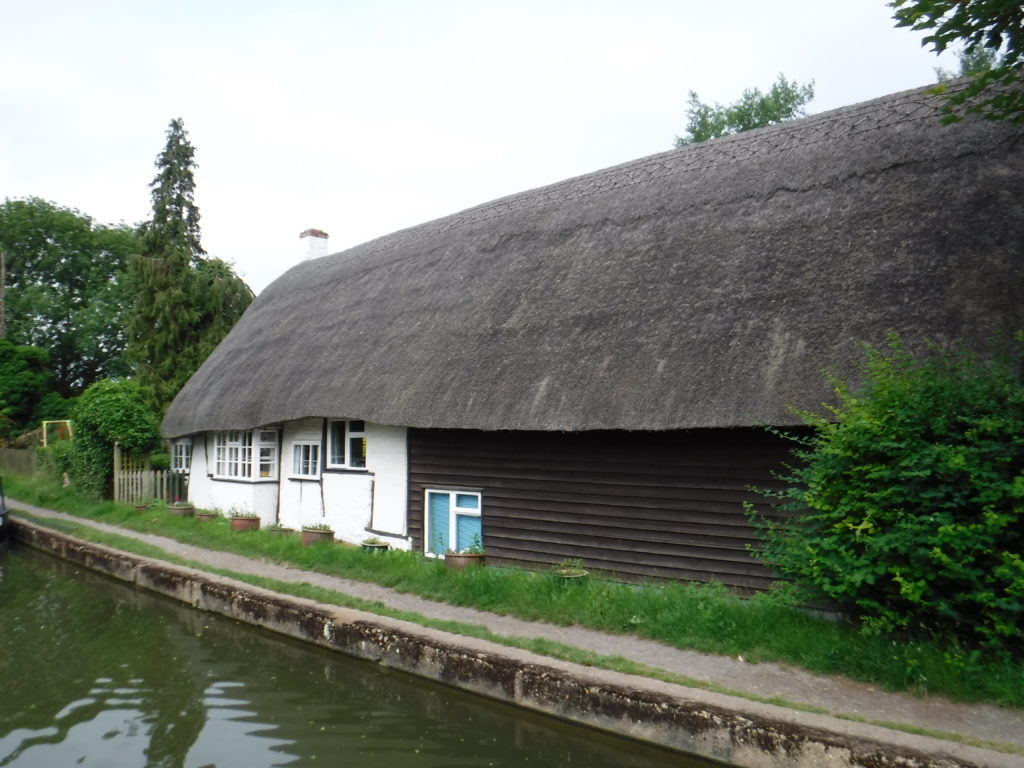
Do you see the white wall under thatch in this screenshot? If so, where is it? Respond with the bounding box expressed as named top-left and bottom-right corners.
top-left (184, 420), bottom-right (409, 547)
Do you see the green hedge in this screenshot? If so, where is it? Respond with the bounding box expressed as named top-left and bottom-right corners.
top-left (754, 334), bottom-right (1024, 657)
top-left (70, 379), bottom-right (162, 498)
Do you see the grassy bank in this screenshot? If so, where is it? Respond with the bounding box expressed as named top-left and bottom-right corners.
top-left (6, 473), bottom-right (1023, 708)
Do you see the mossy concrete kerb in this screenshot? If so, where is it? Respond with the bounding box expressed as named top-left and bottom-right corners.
top-left (11, 519), bottom-right (1016, 768)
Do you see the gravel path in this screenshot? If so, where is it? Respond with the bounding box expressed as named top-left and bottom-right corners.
top-left (11, 499), bottom-right (1024, 751)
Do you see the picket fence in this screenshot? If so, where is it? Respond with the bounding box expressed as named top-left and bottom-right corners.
top-left (114, 469), bottom-right (188, 505)
top-left (112, 443), bottom-right (188, 504)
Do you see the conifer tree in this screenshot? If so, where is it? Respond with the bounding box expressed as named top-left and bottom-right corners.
top-left (127, 118), bottom-right (252, 410)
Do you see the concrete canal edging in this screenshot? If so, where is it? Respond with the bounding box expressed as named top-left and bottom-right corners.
top-left (12, 519), bottom-right (1019, 768)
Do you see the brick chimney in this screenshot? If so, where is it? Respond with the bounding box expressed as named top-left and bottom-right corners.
top-left (299, 228), bottom-right (329, 261)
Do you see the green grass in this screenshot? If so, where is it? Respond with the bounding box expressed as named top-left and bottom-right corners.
top-left (6, 472), bottom-right (1024, 710)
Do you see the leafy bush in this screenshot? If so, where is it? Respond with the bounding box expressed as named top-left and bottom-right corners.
top-left (70, 379), bottom-right (162, 498)
top-left (753, 334), bottom-right (1024, 657)
top-left (37, 440), bottom-right (75, 483)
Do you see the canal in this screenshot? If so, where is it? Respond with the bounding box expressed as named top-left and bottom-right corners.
top-left (0, 545), bottom-right (721, 767)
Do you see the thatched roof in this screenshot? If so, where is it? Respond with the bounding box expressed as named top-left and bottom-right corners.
top-left (163, 83), bottom-right (1024, 437)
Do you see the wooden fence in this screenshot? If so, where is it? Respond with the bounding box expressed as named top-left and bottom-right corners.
top-left (112, 443), bottom-right (188, 504)
top-left (114, 468), bottom-right (188, 504)
top-left (0, 447), bottom-right (37, 476)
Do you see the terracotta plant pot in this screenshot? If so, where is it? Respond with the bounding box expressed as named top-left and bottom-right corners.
top-left (230, 516), bottom-right (260, 532)
top-left (444, 552), bottom-right (485, 571)
top-left (301, 528), bottom-right (334, 547)
top-left (267, 526), bottom-right (294, 535)
top-left (134, 504), bottom-right (151, 513)
top-left (168, 503), bottom-right (195, 517)
top-left (361, 542), bottom-right (390, 553)
top-left (196, 511), bottom-right (218, 522)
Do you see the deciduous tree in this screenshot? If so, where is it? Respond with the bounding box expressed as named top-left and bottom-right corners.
top-left (0, 198), bottom-right (138, 395)
top-left (675, 74), bottom-right (815, 147)
top-left (891, 0), bottom-right (1024, 122)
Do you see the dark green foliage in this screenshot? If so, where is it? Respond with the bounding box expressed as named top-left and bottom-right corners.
top-left (70, 379), bottom-right (162, 498)
top-left (675, 74), bottom-right (815, 146)
top-left (191, 256), bottom-right (255, 365)
top-left (753, 334), bottom-right (1024, 657)
top-left (32, 391), bottom-right (74, 423)
top-left (0, 339), bottom-right (51, 438)
top-left (0, 198), bottom-right (139, 395)
top-left (126, 119), bottom-right (253, 410)
top-left (36, 439), bottom-right (75, 483)
top-left (142, 118), bottom-right (205, 261)
top-left (891, 0), bottom-right (1024, 122)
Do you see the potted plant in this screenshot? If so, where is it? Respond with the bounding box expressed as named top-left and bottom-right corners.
top-left (133, 500), bottom-right (153, 513)
top-left (444, 534), bottom-right (485, 571)
top-left (266, 522), bottom-right (294, 535)
top-left (196, 508), bottom-right (218, 522)
top-left (361, 536), bottom-right (390, 552)
top-left (555, 557), bottom-right (589, 581)
top-left (168, 498), bottom-right (195, 517)
top-left (301, 523), bottom-right (334, 547)
top-left (229, 511), bottom-right (261, 531)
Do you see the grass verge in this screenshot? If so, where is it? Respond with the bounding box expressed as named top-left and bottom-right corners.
top-left (6, 473), bottom-right (1024, 711)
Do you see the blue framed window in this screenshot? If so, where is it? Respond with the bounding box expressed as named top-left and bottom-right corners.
top-left (425, 490), bottom-right (481, 555)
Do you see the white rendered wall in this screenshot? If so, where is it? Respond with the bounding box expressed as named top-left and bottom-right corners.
top-left (186, 433), bottom-right (280, 524)
top-left (275, 418), bottom-right (409, 549)
top-left (278, 418), bottom-right (327, 530)
top-left (321, 472), bottom-right (374, 543)
top-left (365, 424), bottom-right (408, 543)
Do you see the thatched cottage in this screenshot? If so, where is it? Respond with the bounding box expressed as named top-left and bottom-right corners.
top-left (162, 83), bottom-right (1023, 590)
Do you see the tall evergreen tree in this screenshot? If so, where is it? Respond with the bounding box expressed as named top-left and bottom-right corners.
top-left (127, 118), bottom-right (252, 410)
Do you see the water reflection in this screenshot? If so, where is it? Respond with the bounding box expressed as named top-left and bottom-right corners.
top-left (0, 545), bottom-right (715, 767)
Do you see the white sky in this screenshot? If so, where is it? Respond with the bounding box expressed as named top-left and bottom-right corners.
top-left (1, 0), bottom-right (956, 294)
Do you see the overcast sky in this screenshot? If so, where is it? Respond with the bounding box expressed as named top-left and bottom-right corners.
top-left (2, 1), bottom-right (956, 294)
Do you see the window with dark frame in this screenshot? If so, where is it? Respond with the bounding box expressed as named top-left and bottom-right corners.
top-left (327, 420), bottom-right (366, 469)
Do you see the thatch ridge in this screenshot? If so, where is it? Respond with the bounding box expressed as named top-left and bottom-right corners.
top-left (163, 82), bottom-right (1024, 437)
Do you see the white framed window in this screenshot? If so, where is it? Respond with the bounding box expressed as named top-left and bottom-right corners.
top-left (326, 420), bottom-right (367, 469)
top-left (425, 489), bottom-right (482, 555)
top-left (291, 441), bottom-right (321, 478)
top-left (256, 430), bottom-right (278, 478)
top-left (171, 440), bottom-right (192, 473)
top-left (213, 429), bottom-right (278, 480)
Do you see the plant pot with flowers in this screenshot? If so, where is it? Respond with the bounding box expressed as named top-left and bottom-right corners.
top-left (301, 523), bottom-right (335, 547)
top-left (230, 512), bottom-right (261, 531)
top-left (196, 509), bottom-right (218, 522)
top-left (444, 534), bottom-right (485, 571)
